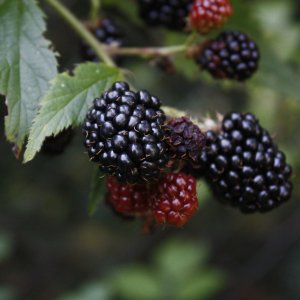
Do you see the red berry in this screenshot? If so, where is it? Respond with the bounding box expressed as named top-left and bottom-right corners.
top-left (152, 173), bottom-right (199, 227)
top-left (106, 176), bottom-right (150, 216)
top-left (189, 0), bottom-right (232, 34)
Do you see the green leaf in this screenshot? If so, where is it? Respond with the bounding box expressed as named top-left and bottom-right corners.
top-left (252, 48), bottom-right (300, 101)
top-left (0, 232), bottom-right (13, 263)
top-left (154, 239), bottom-right (209, 284)
top-left (112, 266), bottom-right (161, 300)
top-left (88, 167), bottom-right (105, 216)
top-left (0, 0), bottom-right (58, 153)
top-left (58, 282), bottom-right (111, 300)
top-left (24, 62), bottom-right (121, 162)
top-left (177, 270), bottom-right (225, 300)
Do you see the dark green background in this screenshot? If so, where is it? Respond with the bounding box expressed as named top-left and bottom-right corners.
top-left (1, 0), bottom-right (300, 299)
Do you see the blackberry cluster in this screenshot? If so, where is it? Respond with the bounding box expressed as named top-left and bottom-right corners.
top-left (152, 172), bottom-right (198, 226)
top-left (42, 128), bottom-right (74, 155)
top-left (138, 0), bottom-right (193, 31)
top-left (166, 117), bottom-right (206, 162)
top-left (83, 82), bottom-right (170, 184)
top-left (189, 0), bottom-right (232, 34)
top-left (81, 18), bottom-right (124, 62)
top-left (195, 31), bottom-right (260, 81)
top-left (197, 112), bottom-right (293, 213)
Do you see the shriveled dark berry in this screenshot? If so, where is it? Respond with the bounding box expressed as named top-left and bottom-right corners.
top-left (195, 112), bottom-right (293, 213)
top-left (195, 31), bottom-right (260, 81)
top-left (138, 0), bottom-right (193, 31)
top-left (165, 117), bottom-right (206, 162)
top-left (83, 82), bottom-right (170, 184)
top-left (81, 18), bottom-right (124, 62)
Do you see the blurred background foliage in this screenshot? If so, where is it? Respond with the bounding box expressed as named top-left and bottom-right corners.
top-left (1, 0), bottom-right (300, 299)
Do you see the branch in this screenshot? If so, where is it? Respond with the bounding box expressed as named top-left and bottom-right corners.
top-left (45, 0), bottom-right (115, 67)
top-left (162, 106), bottom-right (222, 132)
top-left (105, 45), bottom-right (187, 58)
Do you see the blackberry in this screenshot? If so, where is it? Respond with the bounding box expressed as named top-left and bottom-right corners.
top-left (195, 31), bottom-right (260, 81)
top-left (197, 112), bottom-right (293, 213)
top-left (106, 176), bottom-right (150, 216)
top-left (81, 18), bottom-right (124, 62)
top-left (151, 172), bottom-right (198, 226)
top-left (189, 0), bottom-right (232, 34)
top-left (83, 82), bottom-right (170, 184)
top-left (42, 128), bottom-right (74, 155)
top-left (138, 0), bottom-right (193, 31)
top-left (166, 117), bottom-right (206, 162)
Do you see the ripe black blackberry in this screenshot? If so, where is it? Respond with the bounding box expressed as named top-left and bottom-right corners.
top-left (196, 112), bottom-right (293, 213)
top-left (42, 128), bottom-right (74, 155)
top-left (195, 31), bottom-right (260, 81)
top-left (138, 0), bottom-right (193, 31)
top-left (83, 82), bottom-right (170, 184)
top-left (81, 18), bottom-right (124, 62)
top-left (165, 117), bottom-right (206, 162)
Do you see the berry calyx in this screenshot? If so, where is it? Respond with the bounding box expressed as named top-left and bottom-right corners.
top-left (83, 81), bottom-right (170, 184)
top-left (195, 31), bottom-right (260, 81)
top-left (106, 176), bottom-right (151, 216)
top-left (152, 172), bottom-right (199, 226)
top-left (166, 117), bottom-right (206, 162)
top-left (138, 0), bottom-right (193, 31)
top-left (189, 0), bottom-right (232, 34)
top-left (197, 112), bottom-right (293, 213)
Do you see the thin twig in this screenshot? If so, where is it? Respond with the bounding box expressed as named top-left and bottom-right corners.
top-left (45, 0), bottom-right (115, 67)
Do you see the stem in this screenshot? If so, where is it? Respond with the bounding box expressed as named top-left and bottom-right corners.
top-left (162, 106), bottom-right (222, 132)
top-left (89, 0), bottom-right (101, 23)
top-left (45, 0), bottom-right (115, 67)
top-left (106, 44), bottom-right (187, 58)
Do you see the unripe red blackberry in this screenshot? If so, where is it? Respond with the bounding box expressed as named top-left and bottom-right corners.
top-left (81, 18), bottom-right (124, 62)
top-left (83, 82), bottom-right (170, 184)
top-left (166, 117), bottom-right (206, 162)
top-left (152, 172), bottom-right (198, 226)
top-left (106, 176), bottom-right (150, 216)
top-left (197, 112), bottom-right (293, 213)
top-left (42, 128), bottom-right (74, 155)
top-left (189, 0), bottom-right (232, 34)
top-left (138, 0), bottom-right (193, 31)
top-left (195, 31), bottom-right (260, 81)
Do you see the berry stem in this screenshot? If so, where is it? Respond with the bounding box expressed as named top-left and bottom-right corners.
top-left (89, 0), bottom-right (101, 23)
top-left (45, 0), bottom-right (115, 67)
top-left (162, 106), bottom-right (221, 131)
top-left (105, 45), bottom-right (187, 58)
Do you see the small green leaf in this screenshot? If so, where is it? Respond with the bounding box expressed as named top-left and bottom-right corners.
top-left (24, 62), bottom-right (121, 162)
top-left (0, 0), bottom-right (58, 152)
top-left (154, 239), bottom-right (209, 283)
top-left (177, 270), bottom-right (225, 300)
top-left (88, 167), bottom-right (105, 216)
top-left (58, 282), bottom-right (111, 300)
top-left (112, 266), bottom-right (161, 300)
top-left (253, 48), bottom-right (300, 101)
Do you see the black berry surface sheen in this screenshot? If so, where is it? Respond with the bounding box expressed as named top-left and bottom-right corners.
top-left (197, 112), bottom-right (293, 213)
top-left (83, 82), bottom-right (170, 184)
top-left (81, 18), bottom-right (124, 62)
top-left (196, 31), bottom-right (260, 81)
top-left (138, 0), bottom-right (193, 30)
